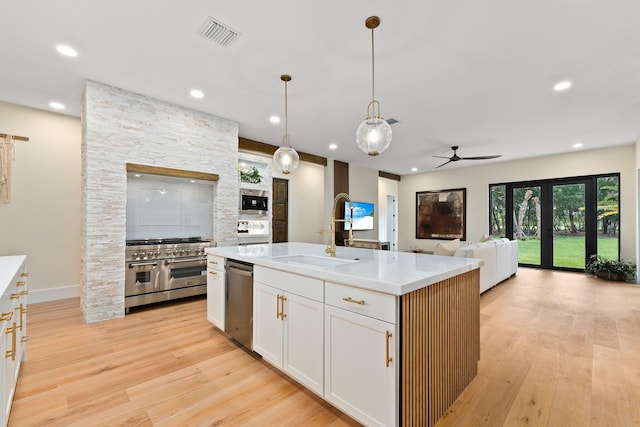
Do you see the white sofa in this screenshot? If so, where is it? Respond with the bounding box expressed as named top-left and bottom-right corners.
top-left (453, 238), bottom-right (518, 293)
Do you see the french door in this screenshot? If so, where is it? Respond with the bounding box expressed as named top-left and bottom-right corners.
top-left (505, 178), bottom-right (597, 271)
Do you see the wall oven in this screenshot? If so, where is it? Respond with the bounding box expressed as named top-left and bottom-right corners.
top-left (240, 189), bottom-right (268, 215)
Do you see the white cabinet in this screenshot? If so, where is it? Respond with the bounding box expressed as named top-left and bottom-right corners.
top-left (324, 282), bottom-right (397, 427)
top-left (206, 255), bottom-right (225, 330)
top-left (253, 267), bottom-right (324, 395)
top-left (1, 256), bottom-right (27, 427)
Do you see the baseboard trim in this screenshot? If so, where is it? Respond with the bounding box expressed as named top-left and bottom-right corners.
top-left (28, 285), bottom-right (80, 303)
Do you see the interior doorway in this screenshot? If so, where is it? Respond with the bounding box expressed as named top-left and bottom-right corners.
top-left (272, 178), bottom-right (288, 243)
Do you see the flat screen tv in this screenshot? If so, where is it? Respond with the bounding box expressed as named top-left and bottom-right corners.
top-left (344, 201), bottom-right (374, 230)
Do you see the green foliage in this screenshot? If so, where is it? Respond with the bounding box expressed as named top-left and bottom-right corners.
top-left (586, 255), bottom-right (636, 281)
top-left (239, 166), bottom-right (262, 184)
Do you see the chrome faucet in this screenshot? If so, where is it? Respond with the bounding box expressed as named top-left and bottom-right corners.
top-left (321, 193), bottom-right (354, 257)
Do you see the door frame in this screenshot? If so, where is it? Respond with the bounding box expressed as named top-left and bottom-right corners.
top-left (503, 174), bottom-right (616, 272)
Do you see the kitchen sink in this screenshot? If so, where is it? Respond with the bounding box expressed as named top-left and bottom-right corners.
top-left (272, 254), bottom-right (358, 267)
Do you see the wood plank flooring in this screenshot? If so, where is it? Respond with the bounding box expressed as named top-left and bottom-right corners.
top-left (9, 268), bottom-right (640, 426)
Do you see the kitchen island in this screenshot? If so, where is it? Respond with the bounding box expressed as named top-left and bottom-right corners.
top-left (206, 242), bottom-right (482, 427)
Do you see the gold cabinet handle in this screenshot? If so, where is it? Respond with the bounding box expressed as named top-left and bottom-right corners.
top-left (19, 290), bottom-right (29, 296)
top-left (281, 296), bottom-right (287, 319)
top-left (208, 271), bottom-right (217, 275)
top-left (342, 297), bottom-right (365, 305)
top-left (209, 260), bottom-right (218, 265)
top-left (17, 281), bottom-right (26, 287)
top-left (385, 330), bottom-right (393, 367)
top-left (276, 295), bottom-right (282, 319)
top-left (19, 304), bottom-right (27, 332)
top-left (1, 311), bottom-right (12, 322)
top-left (10, 293), bottom-right (20, 300)
top-left (21, 272), bottom-right (29, 277)
top-left (5, 323), bottom-right (16, 361)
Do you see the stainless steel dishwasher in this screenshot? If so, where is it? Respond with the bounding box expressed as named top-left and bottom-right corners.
top-left (225, 259), bottom-right (254, 350)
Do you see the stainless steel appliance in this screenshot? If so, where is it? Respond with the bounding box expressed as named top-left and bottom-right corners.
top-left (225, 259), bottom-right (254, 349)
top-left (237, 219), bottom-right (270, 245)
top-left (240, 189), bottom-right (268, 215)
top-left (125, 237), bottom-right (212, 311)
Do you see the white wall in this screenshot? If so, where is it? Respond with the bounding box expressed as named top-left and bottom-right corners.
top-left (399, 145), bottom-right (637, 261)
top-left (348, 164), bottom-right (379, 240)
top-left (0, 101), bottom-right (81, 302)
top-left (272, 160), bottom-right (326, 243)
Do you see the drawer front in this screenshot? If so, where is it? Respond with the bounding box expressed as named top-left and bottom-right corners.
top-left (207, 255), bottom-right (225, 271)
top-left (254, 266), bottom-right (323, 302)
top-left (325, 281), bottom-right (396, 324)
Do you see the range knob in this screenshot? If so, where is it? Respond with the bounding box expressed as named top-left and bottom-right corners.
top-left (133, 252), bottom-right (139, 259)
top-left (166, 249), bottom-right (172, 256)
top-left (186, 249), bottom-right (192, 255)
top-left (172, 250), bottom-right (178, 255)
top-left (140, 251), bottom-right (146, 258)
top-left (155, 250), bottom-right (161, 257)
top-left (179, 249), bottom-right (186, 255)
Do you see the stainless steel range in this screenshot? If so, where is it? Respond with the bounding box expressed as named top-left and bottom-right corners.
top-left (125, 237), bottom-right (212, 311)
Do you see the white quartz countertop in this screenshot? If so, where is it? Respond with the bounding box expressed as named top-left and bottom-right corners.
top-left (1, 255), bottom-right (27, 296)
top-left (207, 243), bottom-right (482, 295)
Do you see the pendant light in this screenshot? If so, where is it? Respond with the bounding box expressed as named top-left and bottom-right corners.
top-left (273, 74), bottom-right (300, 174)
top-left (356, 16), bottom-right (392, 156)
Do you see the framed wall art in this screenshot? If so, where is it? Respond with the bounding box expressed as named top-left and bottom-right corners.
top-left (416, 188), bottom-right (466, 240)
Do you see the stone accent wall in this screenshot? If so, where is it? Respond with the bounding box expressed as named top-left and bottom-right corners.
top-left (81, 80), bottom-right (239, 323)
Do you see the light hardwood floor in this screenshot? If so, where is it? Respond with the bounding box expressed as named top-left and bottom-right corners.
top-left (9, 268), bottom-right (640, 426)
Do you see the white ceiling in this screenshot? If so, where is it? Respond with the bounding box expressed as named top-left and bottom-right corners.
top-left (2, 1), bottom-right (639, 176)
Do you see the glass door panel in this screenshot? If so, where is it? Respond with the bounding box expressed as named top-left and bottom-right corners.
top-left (513, 186), bottom-right (541, 266)
top-left (552, 183), bottom-right (586, 269)
top-left (596, 176), bottom-right (619, 260)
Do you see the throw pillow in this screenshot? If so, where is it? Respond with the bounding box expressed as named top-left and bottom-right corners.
top-left (479, 234), bottom-right (493, 242)
top-left (435, 238), bottom-right (460, 256)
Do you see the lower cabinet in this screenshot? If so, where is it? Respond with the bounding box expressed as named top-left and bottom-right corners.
top-left (324, 288), bottom-right (397, 427)
top-left (206, 255), bottom-right (225, 330)
top-left (1, 256), bottom-right (27, 427)
top-left (253, 268), bottom-right (324, 396)
top-left (251, 265), bottom-right (398, 425)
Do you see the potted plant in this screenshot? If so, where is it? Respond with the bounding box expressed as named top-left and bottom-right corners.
top-left (586, 255), bottom-right (636, 282)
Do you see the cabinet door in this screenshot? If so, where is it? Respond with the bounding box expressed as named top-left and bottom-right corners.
top-left (206, 269), bottom-right (225, 330)
top-left (252, 282), bottom-right (283, 367)
top-left (283, 292), bottom-right (324, 396)
top-left (325, 305), bottom-right (397, 427)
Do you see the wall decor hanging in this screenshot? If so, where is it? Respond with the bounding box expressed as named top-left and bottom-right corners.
top-left (416, 188), bottom-right (466, 240)
top-left (0, 133), bottom-right (29, 203)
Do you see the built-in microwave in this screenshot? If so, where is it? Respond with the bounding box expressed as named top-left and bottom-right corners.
top-left (240, 189), bottom-right (269, 215)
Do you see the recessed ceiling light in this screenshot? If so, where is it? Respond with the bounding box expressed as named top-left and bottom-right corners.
top-left (56, 44), bottom-right (78, 58)
top-left (411, 167), bottom-right (418, 172)
top-left (49, 101), bottom-right (66, 110)
top-left (269, 116), bottom-right (280, 124)
top-left (190, 89), bottom-right (204, 99)
top-left (554, 81), bottom-right (572, 92)
top-left (572, 142), bottom-right (583, 149)
top-left (329, 143), bottom-right (338, 150)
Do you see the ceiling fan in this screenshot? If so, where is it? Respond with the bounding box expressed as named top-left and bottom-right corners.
top-left (433, 146), bottom-right (502, 168)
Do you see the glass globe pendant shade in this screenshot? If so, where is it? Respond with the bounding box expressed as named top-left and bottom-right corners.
top-left (356, 117), bottom-right (392, 156)
top-left (273, 144), bottom-right (300, 175)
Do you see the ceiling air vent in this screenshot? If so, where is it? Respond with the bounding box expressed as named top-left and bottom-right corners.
top-left (197, 17), bottom-right (241, 47)
top-left (386, 118), bottom-right (399, 125)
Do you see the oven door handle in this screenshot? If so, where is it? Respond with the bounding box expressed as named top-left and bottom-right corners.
top-left (128, 261), bottom-right (158, 268)
top-left (165, 258), bottom-right (205, 265)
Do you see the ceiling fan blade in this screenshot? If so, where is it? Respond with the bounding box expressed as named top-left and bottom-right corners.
top-left (435, 159), bottom-right (452, 168)
top-left (432, 155), bottom-right (451, 159)
top-left (460, 155), bottom-right (502, 160)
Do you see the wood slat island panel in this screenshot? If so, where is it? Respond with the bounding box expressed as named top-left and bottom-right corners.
top-left (402, 269), bottom-right (480, 426)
